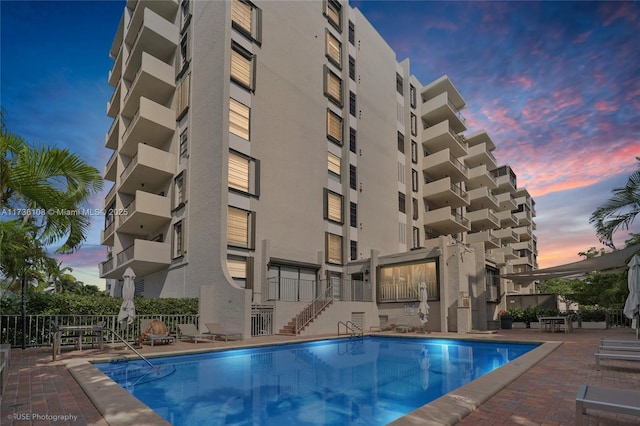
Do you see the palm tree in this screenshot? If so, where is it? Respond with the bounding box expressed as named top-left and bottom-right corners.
top-left (1, 114), bottom-right (103, 253)
top-left (589, 157), bottom-right (640, 248)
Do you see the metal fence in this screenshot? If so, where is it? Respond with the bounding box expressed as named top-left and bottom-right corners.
top-left (0, 314), bottom-right (199, 348)
top-left (251, 305), bottom-right (273, 336)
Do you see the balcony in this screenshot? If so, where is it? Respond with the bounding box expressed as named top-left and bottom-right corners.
top-left (512, 241), bottom-right (534, 252)
top-left (511, 253), bottom-right (535, 267)
top-left (513, 225), bottom-right (533, 241)
top-left (423, 148), bottom-right (468, 183)
top-left (107, 81), bottom-right (122, 118)
top-left (423, 206), bottom-right (470, 235)
top-left (514, 209), bottom-right (532, 225)
top-left (467, 164), bottom-right (498, 190)
top-left (492, 246), bottom-right (518, 260)
top-left (124, 8), bottom-right (178, 79)
top-left (126, 0), bottom-right (178, 35)
top-left (423, 177), bottom-right (469, 209)
top-left (467, 230), bottom-right (500, 249)
top-left (463, 142), bottom-right (498, 169)
top-left (494, 192), bottom-right (518, 211)
top-left (101, 220), bottom-right (116, 246)
top-left (118, 190), bottom-right (171, 235)
top-left (104, 151), bottom-right (117, 182)
top-left (120, 97), bottom-right (175, 157)
top-left (465, 130), bottom-right (496, 148)
top-left (105, 117), bottom-right (119, 150)
top-left (421, 75), bottom-right (465, 109)
top-left (108, 45), bottom-right (123, 88)
top-left (122, 52), bottom-right (175, 117)
top-left (494, 209), bottom-right (519, 227)
top-left (103, 184), bottom-right (116, 209)
top-left (466, 208), bottom-right (500, 232)
top-left (421, 91), bottom-right (467, 134)
top-left (119, 143), bottom-right (175, 195)
top-left (421, 120), bottom-right (467, 157)
top-left (492, 228), bottom-right (519, 243)
top-left (467, 186), bottom-right (499, 211)
top-left (100, 238), bottom-right (171, 279)
top-left (493, 166), bottom-right (517, 193)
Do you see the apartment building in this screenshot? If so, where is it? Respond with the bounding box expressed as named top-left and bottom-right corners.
top-left (101, 0), bottom-right (538, 338)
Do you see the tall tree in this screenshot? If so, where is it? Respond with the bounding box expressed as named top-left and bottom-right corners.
top-left (1, 115), bottom-right (103, 253)
top-left (589, 157), bottom-right (640, 248)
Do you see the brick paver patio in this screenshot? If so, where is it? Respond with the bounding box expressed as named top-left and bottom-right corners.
top-left (1, 328), bottom-right (639, 425)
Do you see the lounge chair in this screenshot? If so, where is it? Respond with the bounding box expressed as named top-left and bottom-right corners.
top-left (595, 349), bottom-right (640, 370)
top-left (394, 318), bottom-right (412, 333)
top-left (601, 338), bottom-right (640, 347)
top-left (204, 323), bottom-right (242, 341)
top-left (178, 324), bottom-right (215, 343)
top-left (575, 384), bottom-right (640, 425)
top-left (140, 319), bottom-right (176, 346)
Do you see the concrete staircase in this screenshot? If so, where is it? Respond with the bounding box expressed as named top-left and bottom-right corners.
top-left (278, 299), bottom-right (334, 335)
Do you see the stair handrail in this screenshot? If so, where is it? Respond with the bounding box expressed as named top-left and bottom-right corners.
top-left (295, 285), bottom-right (335, 335)
top-left (106, 327), bottom-right (155, 368)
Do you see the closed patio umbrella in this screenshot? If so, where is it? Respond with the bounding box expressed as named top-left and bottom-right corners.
top-left (623, 255), bottom-right (640, 337)
top-left (117, 267), bottom-right (136, 327)
top-left (418, 282), bottom-right (430, 326)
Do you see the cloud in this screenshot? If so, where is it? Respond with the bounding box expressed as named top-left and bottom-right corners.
top-left (594, 101), bottom-right (619, 112)
top-left (572, 30), bottom-right (592, 44)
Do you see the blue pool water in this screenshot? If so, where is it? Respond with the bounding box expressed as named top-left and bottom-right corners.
top-left (95, 336), bottom-right (538, 425)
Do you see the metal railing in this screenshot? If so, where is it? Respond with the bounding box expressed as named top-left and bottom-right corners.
top-left (120, 152), bottom-right (138, 182)
top-left (378, 281), bottom-right (438, 303)
top-left (337, 321), bottom-right (363, 337)
top-left (294, 286), bottom-right (335, 335)
top-left (0, 314), bottom-right (198, 348)
top-left (266, 278), bottom-right (372, 302)
top-left (251, 305), bottom-right (273, 336)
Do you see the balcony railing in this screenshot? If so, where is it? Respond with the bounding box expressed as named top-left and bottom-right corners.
top-left (117, 243), bottom-right (135, 266)
top-left (378, 281), bottom-right (438, 303)
top-left (120, 152), bottom-right (139, 182)
top-left (449, 183), bottom-right (468, 200)
top-left (119, 199), bottom-right (136, 225)
top-left (266, 278), bottom-right (372, 302)
top-left (450, 154), bottom-right (468, 174)
top-left (453, 210), bottom-right (469, 227)
top-left (100, 257), bottom-right (115, 275)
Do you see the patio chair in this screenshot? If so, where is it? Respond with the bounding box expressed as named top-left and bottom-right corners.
top-left (204, 323), bottom-right (243, 341)
top-left (595, 349), bottom-right (640, 370)
top-left (394, 317), bottom-right (412, 333)
top-left (575, 384), bottom-right (640, 425)
top-left (178, 324), bottom-right (215, 344)
top-left (139, 319), bottom-right (176, 347)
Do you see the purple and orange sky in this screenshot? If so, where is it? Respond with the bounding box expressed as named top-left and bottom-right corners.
top-left (2, 1), bottom-right (639, 289)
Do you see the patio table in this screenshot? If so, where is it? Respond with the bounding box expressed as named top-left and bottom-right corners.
top-left (53, 324), bottom-right (104, 359)
top-left (538, 316), bottom-right (572, 333)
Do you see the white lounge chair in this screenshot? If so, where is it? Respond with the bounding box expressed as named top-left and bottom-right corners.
top-left (178, 324), bottom-right (215, 343)
top-left (595, 349), bottom-right (640, 370)
top-left (575, 384), bottom-right (640, 425)
top-left (205, 323), bottom-right (242, 341)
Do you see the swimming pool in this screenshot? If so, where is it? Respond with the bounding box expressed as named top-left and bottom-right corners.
top-left (95, 336), bottom-right (538, 425)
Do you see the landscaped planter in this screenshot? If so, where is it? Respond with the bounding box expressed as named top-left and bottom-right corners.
top-left (512, 322), bottom-right (527, 329)
top-left (500, 317), bottom-right (513, 329)
top-left (580, 321), bottom-right (607, 329)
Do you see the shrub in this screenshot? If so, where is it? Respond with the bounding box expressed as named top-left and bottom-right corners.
top-left (578, 306), bottom-right (608, 322)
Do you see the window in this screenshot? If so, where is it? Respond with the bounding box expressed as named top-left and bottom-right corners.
top-left (229, 150), bottom-right (260, 196)
top-left (324, 189), bottom-right (343, 224)
top-left (227, 256), bottom-right (253, 289)
top-left (411, 113), bottom-right (417, 136)
top-left (396, 73), bottom-right (403, 94)
top-left (410, 84), bottom-right (416, 108)
top-left (412, 169), bottom-right (419, 192)
top-left (228, 206), bottom-right (255, 249)
top-left (325, 30), bottom-right (342, 68)
top-left (173, 220), bottom-right (184, 258)
top-left (328, 152), bottom-right (341, 180)
top-left (398, 192), bottom-right (406, 213)
top-left (348, 55), bottom-right (355, 81)
top-left (349, 91), bottom-right (356, 116)
top-left (229, 98), bottom-right (250, 140)
top-left (326, 232), bottom-right (343, 264)
top-left (348, 20), bottom-right (355, 45)
top-left (179, 129), bottom-right (188, 159)
top-left (181, 0), bottom-right (191, 31)
top-left (230, 42), bottom-right (255, 91)
top-left (350, 202), bottom-right (357, 227)
top-left (397, 131), bottom-right (404, 153)
top-left (324, 0), bottom-right (342, 31)
top-left (411, 140), bottom-right (418, 164)
top-left (176, 74), bottom-right (190, 119)
top-left (349, 164), bottom-right (357, 190)
top-left (105, 201), bottom-right (116, 229)
top-left (350, 240), bottom-right (357, 261)
top-left (412, 226), bottom-right (420, 249)
top-left (231, 0), bottom-right (262, 43)
top-left (180, 32), bottom-right (190, 71)
top-left (326, 109), bottom-right (343, 145)
top-left (324, 66), bottom-right (343, 106)
top-left (174, 172), bottom-right (185, 208)
top-left (412, 198), bottom-right (419, 220)
top-left (349, 127), bottom-right (356, 153)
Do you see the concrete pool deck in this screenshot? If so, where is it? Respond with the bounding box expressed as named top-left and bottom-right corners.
top-left (2, 328), bottom-right (639, 425)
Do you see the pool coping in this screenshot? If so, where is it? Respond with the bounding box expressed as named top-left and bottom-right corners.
top-left (65, 335), bottom-right (561, 426)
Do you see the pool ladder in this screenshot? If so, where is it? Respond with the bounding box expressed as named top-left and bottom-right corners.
top-left (106, 328), bottom-right (155, 368)
top-left (337, 321), bottom-right (363, 338)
